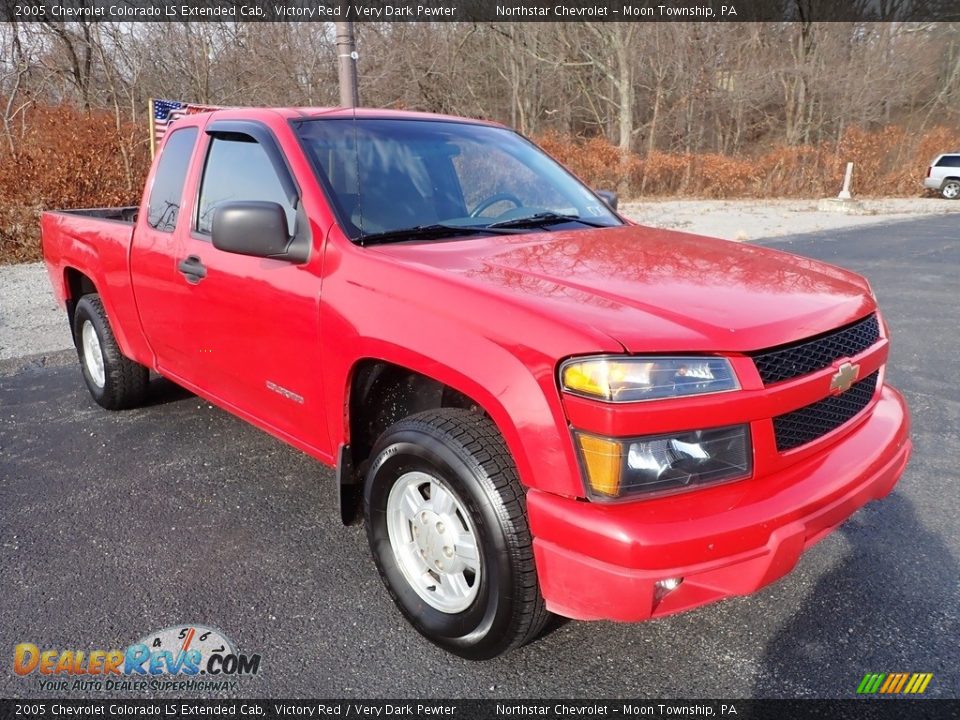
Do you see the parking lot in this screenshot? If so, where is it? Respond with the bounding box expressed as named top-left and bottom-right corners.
top-left (1, 214), bottom-right (957, 699)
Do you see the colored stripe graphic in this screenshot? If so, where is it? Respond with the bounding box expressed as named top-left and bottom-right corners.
top-left (892, 673), bottom-right (909, 693)
top-left (858, 672), bottom-right (932, 694)
top-left (906, 673), bottom-right (933, 694)
top-left (857, 673), bottom-right (885, 694)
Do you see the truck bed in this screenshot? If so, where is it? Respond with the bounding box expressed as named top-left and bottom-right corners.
top-left (40, 207), bottom-right (148, 361)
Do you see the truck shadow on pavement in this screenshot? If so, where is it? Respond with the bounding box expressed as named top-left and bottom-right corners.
top-left (141, 373), bottom-right (195, 407)
top-left (753, 492), bottom-right (958, 697)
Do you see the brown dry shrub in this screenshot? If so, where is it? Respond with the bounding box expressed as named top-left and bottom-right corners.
top-left (754, 145), bottom-right (830, 197)
top-left (544, 125), bottom-right (960, 200)
top-left (536, 130), bottom-right (641, 190)
top-left (0, 204), bottom-right (44, 264)
top-left (915, 127), bottom-right (960, 166)
top-left (0, 104), bottom-right (150, 264)
top-left (833, 125), bottom-right (903, 195)
top-left (634, 152), bottom-right (691, 195)
top-left (696, 153), bottom-right (763, 197)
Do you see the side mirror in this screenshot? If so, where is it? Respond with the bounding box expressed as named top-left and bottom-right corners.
top-left (595, 190), bottom-right (619, 211)
top-left (212, 201), bottom-right (305, 262)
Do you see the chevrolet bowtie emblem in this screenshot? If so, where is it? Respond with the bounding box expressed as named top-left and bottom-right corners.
top-left (830, 361), bottom-right (860, 394)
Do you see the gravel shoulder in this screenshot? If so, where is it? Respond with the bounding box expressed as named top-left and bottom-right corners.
top-left (0, 262), bottom-right (70, 361)
top-left (3, 197), bottom-right (958, 361)
top-left (620, 197), bottom-right (960, 241)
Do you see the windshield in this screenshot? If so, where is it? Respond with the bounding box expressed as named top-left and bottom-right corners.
top-left (295, 118), bottom-right (622, 243)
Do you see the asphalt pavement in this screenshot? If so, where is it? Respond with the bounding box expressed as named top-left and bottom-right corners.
top-left (1, 214), bottom-right (958, 699)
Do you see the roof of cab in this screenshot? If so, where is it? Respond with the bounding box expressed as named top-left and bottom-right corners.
top-left (204, 106), bottom-right (507, 128)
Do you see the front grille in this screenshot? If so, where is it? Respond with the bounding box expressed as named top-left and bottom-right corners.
top-left (752, 314), bottom-right (880, 385)
top-left (773, 371), bottom-right (879, 451)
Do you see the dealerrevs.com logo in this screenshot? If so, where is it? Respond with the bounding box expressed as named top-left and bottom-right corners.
top-left (13, 625), bottom-right (261, 693)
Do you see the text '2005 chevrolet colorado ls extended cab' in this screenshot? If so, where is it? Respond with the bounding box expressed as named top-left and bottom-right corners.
top-left (41, 108), bottom-right (911, 659)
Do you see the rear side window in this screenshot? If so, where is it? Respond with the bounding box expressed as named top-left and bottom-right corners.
top-left (147, 128), bottom-right (198, 232)
top-left (935, 155), bottom-right (960, 167)
top-left (196, 137), bottom-right (296, 235)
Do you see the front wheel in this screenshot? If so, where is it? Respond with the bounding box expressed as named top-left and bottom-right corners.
top-left (363, 408), bottom-right (549, 659)
top-left (942, 180), bottom-right (960, 199)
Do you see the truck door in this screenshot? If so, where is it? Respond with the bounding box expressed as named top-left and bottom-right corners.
top-left (130, 126), bottom-right (201, 370)
top-left (171, 123), bottom-right (329, 455)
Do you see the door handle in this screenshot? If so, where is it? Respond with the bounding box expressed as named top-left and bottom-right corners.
top-left (178, 255), bottom-right (206, 284)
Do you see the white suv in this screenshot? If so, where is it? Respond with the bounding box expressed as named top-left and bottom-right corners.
top-left (924, 153), bottom-right (960, 199)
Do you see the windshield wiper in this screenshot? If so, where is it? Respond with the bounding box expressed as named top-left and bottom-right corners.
top-left (359, 223), bottom-right (523, 245)
top-left (486, 212), bottom-right (611, 230)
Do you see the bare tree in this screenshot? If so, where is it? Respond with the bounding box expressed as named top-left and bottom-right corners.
top-left (1, 18), bottom-right (959, 176)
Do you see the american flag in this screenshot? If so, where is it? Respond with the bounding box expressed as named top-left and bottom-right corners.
top-left (151, 98), bottom-right (223, 155)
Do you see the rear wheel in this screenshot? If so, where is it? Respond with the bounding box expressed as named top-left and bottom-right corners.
top-left (942, 180), bottom-right (960, 199)
top-left (73, 294), bottom-right (149, 410)
top-left (363, 408), bottom-right (549, 659)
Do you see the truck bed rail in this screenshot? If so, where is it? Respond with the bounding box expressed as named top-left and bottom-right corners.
top-left (53, 206), bottom-right (139, 224)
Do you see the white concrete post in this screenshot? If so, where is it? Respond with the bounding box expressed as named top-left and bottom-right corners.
top-left (838, 162), bottom-right (854, 200)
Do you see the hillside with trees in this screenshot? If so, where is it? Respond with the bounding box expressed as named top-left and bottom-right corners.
top-left (2, 21), bottom-right (959, 262)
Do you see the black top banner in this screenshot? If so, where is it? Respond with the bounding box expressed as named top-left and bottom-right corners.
top-left (3, 0), bottom-right (960, 22)
top-left (1, 700), bottom-right (959, 720)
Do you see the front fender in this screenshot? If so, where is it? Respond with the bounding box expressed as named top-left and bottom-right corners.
top-left (338, 336), bottom-right (583, 498)
top-left (319, 240), bottom-right (620, 498)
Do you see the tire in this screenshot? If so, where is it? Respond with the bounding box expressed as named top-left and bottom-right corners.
top-left (363, 408), bottom-right (549, 659)
top-left (941, 180), bottom-right (960, 199)
top-left (72, 294), bottom-right (149, 410)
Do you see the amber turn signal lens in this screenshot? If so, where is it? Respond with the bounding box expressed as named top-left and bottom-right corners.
top-left (574, 425), bottom-right (752, 501)
top-left (576, 433), bottom-right (623, 497)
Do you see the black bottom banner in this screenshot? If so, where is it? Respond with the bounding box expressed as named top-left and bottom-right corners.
top-left (1, 699), bottom-right (957, 720)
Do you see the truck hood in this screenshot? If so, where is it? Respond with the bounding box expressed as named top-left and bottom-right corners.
top-left (371, 225), bottom-right (875, 353)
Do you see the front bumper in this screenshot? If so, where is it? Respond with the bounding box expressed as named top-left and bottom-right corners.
top-left (528, 384), bottom-right (911, 622)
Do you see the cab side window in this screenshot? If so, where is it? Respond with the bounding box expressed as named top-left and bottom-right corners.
top-left (196, 136), bottom-right (297, 236)
top-left (146, 128), bottom-right (198, 232)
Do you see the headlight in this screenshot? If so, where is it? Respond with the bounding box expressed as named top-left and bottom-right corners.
top-left (575, 425), bottom-right (752, 500)
top-left (561, 356), bottom-right (738, 402)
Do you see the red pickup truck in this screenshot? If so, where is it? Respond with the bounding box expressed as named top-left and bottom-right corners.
top-left (42, 108), bottom-right (911, 659)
